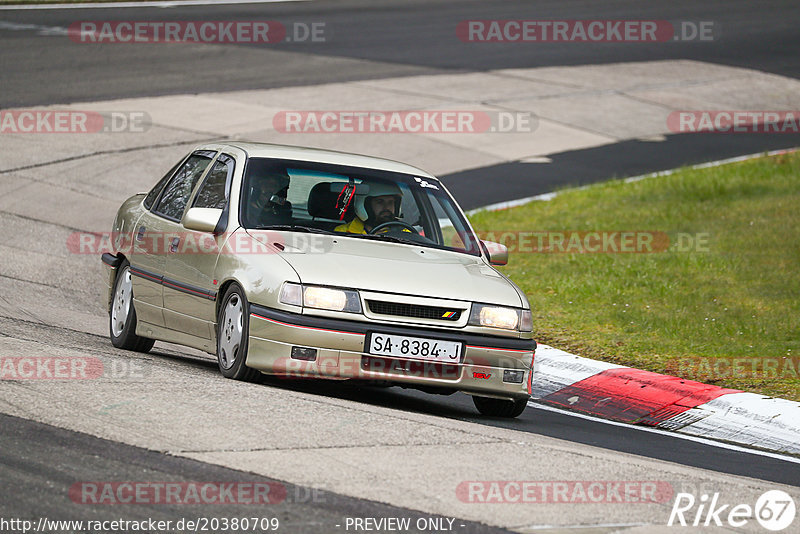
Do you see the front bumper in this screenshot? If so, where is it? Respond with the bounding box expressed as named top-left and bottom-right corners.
top-left (247, 305), bottom-right (535, 400)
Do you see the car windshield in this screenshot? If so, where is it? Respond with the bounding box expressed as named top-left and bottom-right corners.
top-left (240, 158), bottom-right (481, 256)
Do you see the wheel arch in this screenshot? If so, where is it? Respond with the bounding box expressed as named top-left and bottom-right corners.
top-left (106, 252), bottom-right (129, 313)
top-left (214, 278), bottom-right (242, 331)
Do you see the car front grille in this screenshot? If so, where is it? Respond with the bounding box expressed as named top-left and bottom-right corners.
top-left (366, 300), bottom-right (463, 321)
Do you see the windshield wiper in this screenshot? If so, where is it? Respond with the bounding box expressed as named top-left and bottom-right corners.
top-left (250, 224), bottom-right (333, 234)
top-left (346, 233), bottom-right (416, 244)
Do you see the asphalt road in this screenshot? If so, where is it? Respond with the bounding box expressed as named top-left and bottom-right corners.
top-left (0, 320), bottom-right (797, 530)
top-left (0, 0), bottom-right (798, 108)
top-left (3, 0), bottom-right (799, 210)
top-left (0, 412), bottom-right (511, 534)
top-left (250, 376), bottom-right (800, 488)
top-left (445, 131), bottom-right (800, 210)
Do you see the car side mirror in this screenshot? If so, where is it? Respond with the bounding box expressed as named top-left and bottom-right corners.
top-left (481, 240), bottom-right (508, 266)
top-left (183, 207), bottom-right (223, 233)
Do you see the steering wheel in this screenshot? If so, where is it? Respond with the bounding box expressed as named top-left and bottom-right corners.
top-left (368, 220), bottom-right (420, 235)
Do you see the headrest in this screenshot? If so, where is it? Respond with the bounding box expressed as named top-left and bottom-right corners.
top-left (307, 182), bottom-right (354, 220)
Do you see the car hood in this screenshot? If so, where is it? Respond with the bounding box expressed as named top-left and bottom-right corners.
top-left (246, 230), bottom-right (524, 308)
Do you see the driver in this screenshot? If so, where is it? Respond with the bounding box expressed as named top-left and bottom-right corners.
top-left (246, 170), bottom-right (292, 225)
top-left (335, 182), bottom-right (404, 234)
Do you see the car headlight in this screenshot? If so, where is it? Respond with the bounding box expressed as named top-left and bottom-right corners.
top-left (279, 282), bottom-right (362, 313)
top-left (469, 303), bottom-right (532, 332)
top-left (305, 286), bottom-right (348, 311)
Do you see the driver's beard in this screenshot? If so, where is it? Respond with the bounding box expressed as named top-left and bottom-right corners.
top-left (376, 211), bottom-right (395, 224)
top-left (366, 202), bottom-right (394, 225)
top-left (367, 212), bottom-right (395, 229)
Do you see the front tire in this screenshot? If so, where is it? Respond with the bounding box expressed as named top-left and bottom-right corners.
top-left (109, 261), bottom-right (155, 352)
top-left (216, 284), bottom-right (261, 382)
top-left (472, 395), bottom-right (528, 418)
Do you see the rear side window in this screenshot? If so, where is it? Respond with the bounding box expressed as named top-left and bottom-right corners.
top-left (143, 159), bottom-right (183, 210)
top-left (153, 152), bottom-right (215, 221)
top-left (193, 154), bottom-right (235, 209)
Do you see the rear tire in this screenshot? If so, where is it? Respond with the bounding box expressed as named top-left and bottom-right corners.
top-left (472, 395), bottom-right (528, 418)
top-left (216, 284), bottom-right (261, 382)
top-left (109, 261), bottom-right (155, 353)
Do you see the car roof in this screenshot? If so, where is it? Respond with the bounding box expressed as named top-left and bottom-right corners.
top-left (203, 141), bottom-right (438, 181)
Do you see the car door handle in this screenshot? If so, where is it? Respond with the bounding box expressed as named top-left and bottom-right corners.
top-left (136, 226), bottom-right (146, 241)
top-left (169, 236), bottom-right (180, 253)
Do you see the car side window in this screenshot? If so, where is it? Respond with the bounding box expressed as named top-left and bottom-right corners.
top-left (152, 152), bottom-right (215, 221)
top-left (193, 154), bottom-right (234, 209)
top-left (143, 159), bottom-right (183, 210)
top-left (423, 190), bottom-right (479, 253)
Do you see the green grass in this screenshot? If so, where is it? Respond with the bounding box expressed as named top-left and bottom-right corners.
top-left (469, 151), bottom-right (800, 401)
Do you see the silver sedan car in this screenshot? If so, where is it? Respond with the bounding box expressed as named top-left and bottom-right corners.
top-left (102, 142), bottom-right (536, 417)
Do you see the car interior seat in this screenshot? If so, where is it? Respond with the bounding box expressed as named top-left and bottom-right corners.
top-left (307, 182), bottom-right (355, 229)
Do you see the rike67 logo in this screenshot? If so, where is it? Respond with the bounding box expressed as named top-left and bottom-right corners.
top-left (668, 490), bottom-right (796, 531)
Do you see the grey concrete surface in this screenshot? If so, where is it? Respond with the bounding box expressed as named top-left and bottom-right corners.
top-left (3, 60), bottom-right (798, 178)
top-left (1, 59), bottom-right (799, 532)
top-left (1, 317), bottom-right (797, 533)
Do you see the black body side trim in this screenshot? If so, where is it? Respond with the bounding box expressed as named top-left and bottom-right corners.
top-left (129, 265), bottom-right (217, 301)
top-left (101, 253), bottom-right (122, 268)
top-left (250, 304), bottom-right (536, 352)
top-left (162, 276), bottom-right (217, 301)
top-left (129, 265), bottom-right (163, 284)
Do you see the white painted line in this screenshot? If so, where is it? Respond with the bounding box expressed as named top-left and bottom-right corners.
top-left (623, 147), bottom-right (800, 184)
top-left (0, 21), bottom-right (67, 34)
top-left (0, 0), bottom-right (307, 10)
top-left (529, 402), bottom-right (800, 464)
top-left (520, 523), bottom-right (649, 531)
top-left (467, 147), bottom-right (800, 215)
top-left (466, 192), bottom-right (556, 215)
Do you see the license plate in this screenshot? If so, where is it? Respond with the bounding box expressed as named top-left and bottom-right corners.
top-left (368, 333), bottom-right (461, 363)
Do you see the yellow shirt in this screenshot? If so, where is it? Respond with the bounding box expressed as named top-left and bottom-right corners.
top-left (334, 218), bottom-right (367, 234)
top-left (335, 218), bottom-right (420, 236)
